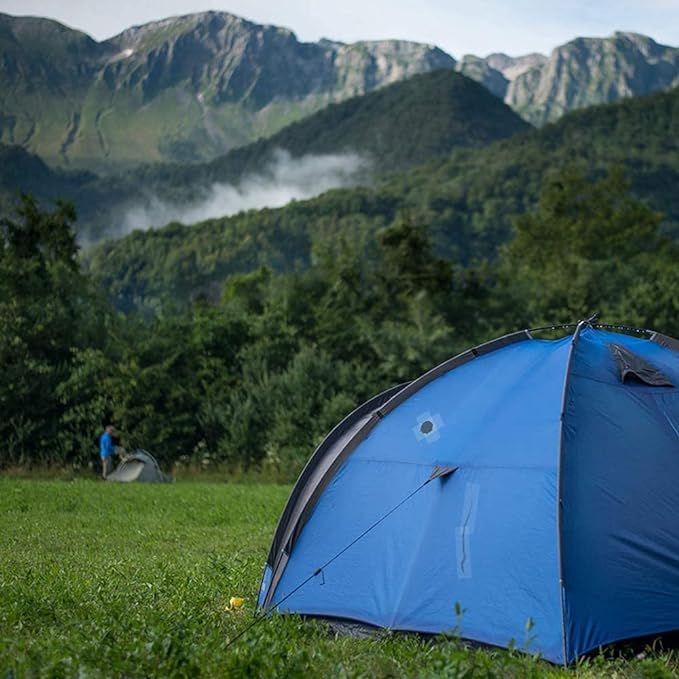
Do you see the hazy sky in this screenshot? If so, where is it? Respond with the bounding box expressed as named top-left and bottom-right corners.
top-left (1, 0), bottom-right (677, 56)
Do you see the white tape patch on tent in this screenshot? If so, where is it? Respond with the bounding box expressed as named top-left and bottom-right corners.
top-left (456, 482), bottom-right (480, 579)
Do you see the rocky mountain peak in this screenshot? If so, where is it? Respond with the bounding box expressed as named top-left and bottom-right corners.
top-left (486, 52), bottom-right (546, 80)
top-left (506, 32), bottom-right (679, 124)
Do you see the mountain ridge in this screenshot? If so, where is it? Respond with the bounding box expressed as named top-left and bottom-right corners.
top-left (2, 11), bottom-right (678, 168)
top-left (459, 32), bottom-right (679, 124)
top-left (0, 11), bottom-right (455, 170)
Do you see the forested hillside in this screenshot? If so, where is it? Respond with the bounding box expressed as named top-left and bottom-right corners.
top-left (0, 144), bottom-right (94, 214)
top-left (2, 29), bottom-right (678, 474)
top-left (0, 69), bottom-right (529, 241)
top-left (86, 85), bottom-right (679, 314)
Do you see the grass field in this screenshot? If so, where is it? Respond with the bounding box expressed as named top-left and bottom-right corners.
top-left (0, 479), bottom-right (676, 678)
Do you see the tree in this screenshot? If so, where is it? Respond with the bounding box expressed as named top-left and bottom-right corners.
top-left (377, 211), bottom-right (453, 306)
top-left (0, 196), bottom-right (96, 464)
top-left (500, 167), bottom-right (671, 324)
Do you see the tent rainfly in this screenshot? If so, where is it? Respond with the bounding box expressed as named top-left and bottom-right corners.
top-left (106, 450), bottom-right (167, 483)
top-left (257, 322), bottom-right (679, 664)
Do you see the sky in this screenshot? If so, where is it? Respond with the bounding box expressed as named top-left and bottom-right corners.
top-left (0, 0), bottom-right (677, 57)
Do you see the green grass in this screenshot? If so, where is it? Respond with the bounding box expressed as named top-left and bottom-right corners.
top-left (0, 480), bottom-right (676, 678)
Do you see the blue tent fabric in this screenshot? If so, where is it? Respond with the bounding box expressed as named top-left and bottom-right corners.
top-left (259, 326), bottom-right (679, 664)
top-left (561, 329), bottom-right (679, 660)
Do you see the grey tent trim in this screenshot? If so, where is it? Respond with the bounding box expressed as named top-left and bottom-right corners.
top-left (266, 381), bottom-right (409, 567)
top-left (651, 331), bottom-right (679, 353)
top-left (261, 329), bottom-right (531, 610)
top-left (263, 382), bottom-right (409, 608)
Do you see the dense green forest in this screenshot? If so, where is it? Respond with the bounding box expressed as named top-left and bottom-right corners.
top-left (87, 85), bottom-right (679, 314)
top-left (2, 165), bottom-right (677, 476)
top-left (0, 70), bottom-right (528, 242)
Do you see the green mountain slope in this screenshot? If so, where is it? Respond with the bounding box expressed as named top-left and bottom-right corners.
top-left (0, 69), bottom-right (530, 240)
top-left (85, 68), bottom-right (530, 231)
top-left (85, 85), bottom-right (679, 313)
top-left (190, 68), bottom-right (529, 176)
top-left (0, 11), bottom-right (455, 170)
top-left (0, 15), bottom-right (114, 165)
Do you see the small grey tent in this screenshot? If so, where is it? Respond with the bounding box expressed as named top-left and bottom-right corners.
top-left (106, 450), bottom-right (168, 483)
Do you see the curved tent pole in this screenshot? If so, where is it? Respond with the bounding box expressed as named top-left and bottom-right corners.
top-left (264, 382), bottom-right (409, 568)
top-left (259, 382), bottom-right (409, 611)
top-left (528, 321), bottom-right (660, 338)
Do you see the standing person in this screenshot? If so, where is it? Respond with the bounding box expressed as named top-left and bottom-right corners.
top-left (100, 424), bottom-right (115, 479)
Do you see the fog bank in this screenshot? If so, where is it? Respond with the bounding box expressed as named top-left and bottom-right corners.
top-left (120, 149), bottom-right (370, 233)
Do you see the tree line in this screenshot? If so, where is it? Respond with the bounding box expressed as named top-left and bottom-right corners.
top-left (1, 168), bottom-right (676, 479)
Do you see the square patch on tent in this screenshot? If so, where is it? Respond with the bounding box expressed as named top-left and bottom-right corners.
top-left (413, 412), bottom-right (444, 443)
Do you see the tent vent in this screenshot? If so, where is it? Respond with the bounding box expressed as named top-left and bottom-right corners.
top-left (413, 412), bottom-right (444, 443)
top-left (420, 420), bottom-right (434, 434)
top-left (608, 343), bottom-right (674, 387)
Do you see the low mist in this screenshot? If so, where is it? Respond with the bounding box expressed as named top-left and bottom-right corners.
top-left (120, 149), bottom-right (371, 234)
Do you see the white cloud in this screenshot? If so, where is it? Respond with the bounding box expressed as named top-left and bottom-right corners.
top-left (118, 149), bottom-right (370, 234)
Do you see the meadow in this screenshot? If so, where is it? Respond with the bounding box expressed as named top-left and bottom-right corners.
top-left (0, 479), bottom-right (676, 678)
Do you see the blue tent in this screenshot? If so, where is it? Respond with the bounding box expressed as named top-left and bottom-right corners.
top-left (258, 322), bottom-right (679, 663)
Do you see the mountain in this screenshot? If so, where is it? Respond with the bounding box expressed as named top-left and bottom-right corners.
top-left (459, 33), bottom-right (679, 125)
top-left (0, 68), bottom-right (530, 240)
top-left (0, 11), bottom-right (455, 170)
top-left (485, 53), bottom-right (548, 81)
top-left (85, 85), bottom-right (679, 313)
top-left (508, 33), bottom-right (679, 124)
top-left (456, 52), bottom-right (545, 98)
top-left (2, 11), bottom-right (678, 170)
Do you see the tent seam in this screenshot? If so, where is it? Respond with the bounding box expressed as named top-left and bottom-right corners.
top-left (351, 458), bottom-right (557, 471)
top-left (387, 476), bottom-right (441, 628)
top-left (555, 320), bottom-right (587, 665)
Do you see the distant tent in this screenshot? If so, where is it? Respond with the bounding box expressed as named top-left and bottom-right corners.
top-left (258, 322), bottom-right (679, 664)
top-left (107, 450), bottom-right (168, 483)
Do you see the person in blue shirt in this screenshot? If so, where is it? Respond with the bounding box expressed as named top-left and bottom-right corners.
top-left (100, 424), bottom-right (115, 479)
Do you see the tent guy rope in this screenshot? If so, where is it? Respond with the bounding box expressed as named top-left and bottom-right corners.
top-left (225, 466), bottom-right (456, 650)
